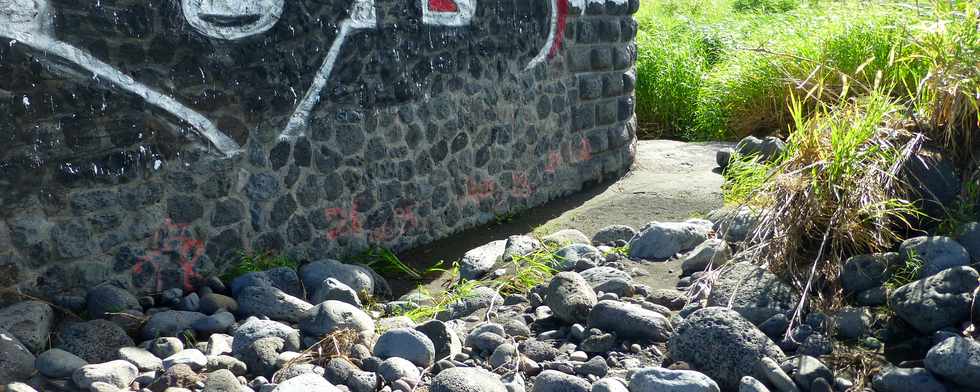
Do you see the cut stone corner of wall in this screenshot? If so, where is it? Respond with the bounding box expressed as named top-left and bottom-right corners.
top-left (0, 0), bottom-right (640, 298)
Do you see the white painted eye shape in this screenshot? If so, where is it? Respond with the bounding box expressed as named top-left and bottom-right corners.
top-left (181, 0), bottom-right (285, 40)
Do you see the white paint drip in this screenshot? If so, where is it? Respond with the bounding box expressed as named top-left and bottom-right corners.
top-left (279, 19), bottom-right (354, 140)
top-left (525, 0), bottom-right (559, 71)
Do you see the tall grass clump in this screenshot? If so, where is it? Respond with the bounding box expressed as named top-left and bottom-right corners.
top-left (908, 1), bottom-right (980, 161)
top-left (727, 90), bottom-right (925, 299)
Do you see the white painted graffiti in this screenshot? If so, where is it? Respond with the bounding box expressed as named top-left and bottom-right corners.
top-left (181, 0), bottom-right (286, 41)
top-left (0, 0), bottom-right (582, 151)
top-left (280, 0), bottom-right (479, 140)
top-left (0, 0), bottom-right (242, 156)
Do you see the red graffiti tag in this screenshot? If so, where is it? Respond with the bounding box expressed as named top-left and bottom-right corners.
top-left (545, 137), bottom-right (594, 173)
top-left (131, 219), bottom-right (205, 292)
top-left (325, 203), bottom-right (363, 240)
top-left (550, 0), bottom-right (569, 58)
top-left (511, 171), bottom-right (535, 199)
top-left (429, 0), bottom-right (460, 12)
top-left (465, 177), bottom-right (497, 202)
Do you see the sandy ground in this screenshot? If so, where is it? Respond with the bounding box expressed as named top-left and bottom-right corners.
top-left (394, 140), bottom-right (734, 295)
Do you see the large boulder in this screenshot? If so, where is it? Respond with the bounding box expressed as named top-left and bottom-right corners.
top-left (141, 310), bottom-right (208, 340)
top-left (708, 206), bottom-right (759, 243)
top-left (532, 370), bottom-right (590, 392)
top-left (955, 221), bottom-right (980, 263)
top-left (587, 301), bottom-right (672, 342)
top-left (872, 367), bottom-right (947, 392)
top-left (680, 239), bottom-right (732, 275)
top-left (592, 225), bottom-right (638, 245)
top-left (272, 373), bottom-right (340, 391)
top-left (502, 235), bottom-right (543, 262)
top-left (237, 286), bottom-right (313, 323)
top-left (544, 272), bottom-right (598, 324)
top-left (415, 320), bottom-right (462, 361)
top-left (431, 367), bottom-right (507, 392)
top-left (231, 318), bottom-right (300, 355)
top-left (72, 360), bottom-right (138, 390)
top-left (706, 262), bottom-right (800, 325)
top-left (300, 259), bottom-right (377, 297)
top-left (0, 329), bottom-right (35, 384)
top-left (629, 221), bottom-right (711, 260)
top-left (230, 266), bottom-right (304, 298)
top-left (554, 244), bottom-right (604, 271)
top-left (299, 300), bottom-right (374, 337)
top-left (0, 300), bottom-right (54, 353)
top-left (899, 236), bottom-right (969, 278)
top-left (56, 319), bottom-right (134, 363)
top-left (628, 367), bottom-right (720, 392)
top-left (35, 348), bottom-right (88, 378)
top-left (459, 240), bottom-right (506, 280)
top-left (841, 253), bottom-right (897, 294)
top-left (373, 328), bottom-right (435, 368)
top-left (669, 307), bottom-right (784, 391)
top-left (924, 336), bottom-right (980, 388)
top-left (579, 267), bottom-right (632, 289)
top-left (86, 284), bottom-right (141, 319)
top-left (542, 229), bottom-right (591, 246)
top-left (310, 278), bottom-right (362, 307)
top-left (890, 266), bottom-right (978, 333)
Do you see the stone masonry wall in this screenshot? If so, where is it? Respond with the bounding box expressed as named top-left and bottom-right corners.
top-left (0, 0), bottom-right (639, 299)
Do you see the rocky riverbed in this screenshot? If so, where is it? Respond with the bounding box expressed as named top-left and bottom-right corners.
top-left (1, 187), bottom-right (979, 392)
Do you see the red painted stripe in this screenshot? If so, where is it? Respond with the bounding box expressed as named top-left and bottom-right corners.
top-left (549, 0), bottom-right (569, 58)
top-left (429, 0), bottom-right (460, 12)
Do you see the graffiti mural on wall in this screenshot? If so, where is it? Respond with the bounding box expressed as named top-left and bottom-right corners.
top-left (0, 0), bottom-right (570, 153)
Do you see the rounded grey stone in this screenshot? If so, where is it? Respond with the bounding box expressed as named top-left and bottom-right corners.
top-left (924, 335), bottom-right (980, 388)
top-left (202, 369), bottom-right (241, 392)
top-left (0, 300), bottom-right (55, 353)
top-left (628, 367), bottom-right (720, 392)
top-left (72, 360), bottom-right (138, 390)
top-left (377, 357), bottom-right (420, 383)
top-left (680, 239), bottom-right (732, 275)
top-left (57, 319), bottom-right (134, 363)
top-left (587, 300), bottom-right (672, 342)
top-left (544, 272), bottom-right (598, 324)
top-left (431, 367), bottom-right (507, 392)
top-left (669, 307), bottom-right (784, 391)
top-left (298, 300), bottom-right (374, 337)
top-left (872, 367), bottom-right (947, 392)
top-left (141, 310), bottom-right (208, 340)
top-left (890, 266), bottom-right (978, 333)
top-left (899, 236), bottom-right (969, 278)
top-left (592, 225), bottom-right (638, 245)
top-left (706, 263), bottom-right (800, 325)
top-left (35, 348), bottom-right (88, 378)
top-left (86, 285), bottom-right (141, 319)
top-left (629, 221), bottom-right (710, 260)
top-left (0, 329), bottom-right (35, 384)
top-left (532, 369), bottom-right (589, 392)
top-left (236, 286), bottom-right (313, 323)
top-left (373, 328), bottom-right (435, 367)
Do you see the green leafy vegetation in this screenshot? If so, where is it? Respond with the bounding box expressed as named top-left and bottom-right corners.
top-left (886, 249), bottom-right (925, 291)
top-left (633, 0), bottom-right (980, 141)
top-left (394, 245), bottom-right (565, 323)
top-left (351, 246), bottom-right (444, 281)
top-left (223, 250), bottom-right (299, 280)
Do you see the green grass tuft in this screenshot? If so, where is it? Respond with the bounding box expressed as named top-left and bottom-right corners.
top-left (223, 251), bottom-right (299, 281)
